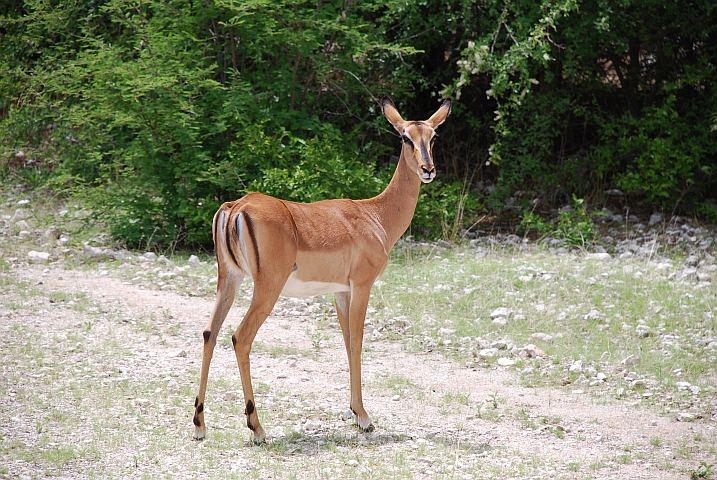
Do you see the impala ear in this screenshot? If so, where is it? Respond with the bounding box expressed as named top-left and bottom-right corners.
top-left (381, 97), bottom-right (407, 133)
top-left (425, 99), bottom-right (452, 129)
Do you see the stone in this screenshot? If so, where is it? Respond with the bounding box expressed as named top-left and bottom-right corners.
top-left (188, 255), bottom-right (201, 265)
top-left (44, 227), bottom-right (61, 240)
top-left (10, 208), bottom-right (27, 223)
top-left (27, 251), bottom-right (51, 264)
top-left (677, 412), bottom-right (695, 422)
top-left (584, 309), bottom-right (605, 321)
top-left (491, 317), bottom-right (508, 327)
top-left (142, 252), bottom-right (157, 261)
top-left (523, 344), bottom-right (546, 358)
top-left (648, 213), bottom-right (663, 226)
top-left (530, 332), bottom-right (553, 343)
top-left (621, 354), bottom-right (640, 367)
top-left (497, 357), bottom-right (515, 366)
top-left (585, 252), bottom-right (611, 260)
top-left (490, 307), bottom-right (513, 319)
top-left (569, 360), bottom-right (583, 373)
top-left (478, 348), bottom-right (499, 359)
top-left (636, 325), bottom-right (652, 338)
top-left (83, 245), bottom-right (107, 259)
top-left (490, 339), bottom-right (507, 350)
top-left (596, 372), bottom-right (607, 381)
top-left (303, 420), bottom-right (321, 431)
top-left (674, 267), bottom-right (698, 282)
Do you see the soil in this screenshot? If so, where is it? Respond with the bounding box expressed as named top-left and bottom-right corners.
top-left (3, 262), bottom-right (714, 479)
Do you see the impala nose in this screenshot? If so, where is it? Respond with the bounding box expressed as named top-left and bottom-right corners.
top-left (420, 165), bottom-right (436, 183)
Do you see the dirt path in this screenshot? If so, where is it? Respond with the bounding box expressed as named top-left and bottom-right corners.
top-left (2, 263), bottom-right (715, 479)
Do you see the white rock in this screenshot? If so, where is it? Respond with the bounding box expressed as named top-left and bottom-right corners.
top-left (28, 250), bottom-right (51, 264)
top-left (585, 252), bottom-right (611, 260)
top-left (478, 348), bottom-right (499, 359)
top-left (677, 412), bottom-right (695, 422)
top-left (621, 354), bottom-right (640, 367)
top-left (490, 307), bottom-right (513, 319)
top-left (584, 309), bottom-right (605, 321)
top-left (689, 386), bottom-right (701, 395)
top-left (491, 318), bottom-right (508, 327)
top-left (530, 332), bottom-right (553, 343)
top-left (303, 420), bottom-right (321, 431)
top-left (675, 381), bottom-right (691, 390)
top-left (143, 252), bottom-right (157, 261)
top-left (523, 344), bottom-right (546, 357)
top-left (497, 357), bottom-right (515, 366)
top-left (188, 255), bottom-right (201, 265)
top-left (596, 372), bottom-right (607, 381)
top-left (569, 360), bottom-right (583, 373)
top-left (648, 213), bottom-right (663, 226)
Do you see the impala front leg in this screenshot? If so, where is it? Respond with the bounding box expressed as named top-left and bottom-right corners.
top-left (347, 284), bottom-right (374, 432)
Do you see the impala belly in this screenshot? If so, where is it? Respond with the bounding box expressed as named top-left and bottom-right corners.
top-left (281, 272), bottom-right (349, 297)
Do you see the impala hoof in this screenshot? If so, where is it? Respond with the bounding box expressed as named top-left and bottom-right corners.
top-left (193, 426), bottom-right (206, 440)
top-left (361, 423), bottom-right (375, 433)
top-left (252, 427), bottom-right (266, 445)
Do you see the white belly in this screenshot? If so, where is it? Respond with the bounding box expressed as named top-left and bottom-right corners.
top-left (280, 274), bottom-right (350, 298)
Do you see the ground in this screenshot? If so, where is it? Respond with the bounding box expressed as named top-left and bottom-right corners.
top-left (1, 254), bottom-right (715, 479)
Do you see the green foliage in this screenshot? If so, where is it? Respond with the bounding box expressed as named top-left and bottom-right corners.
top-left (3, 0), bottom-right (717, 246)
top-left (412, 179), bottom-right (482, 241)
top-left (690, 462), bottom-right (714, 480)
top-left (554, 196), bottom-right (599, 248)
top-left (519, 195), bottom-right (601, 247)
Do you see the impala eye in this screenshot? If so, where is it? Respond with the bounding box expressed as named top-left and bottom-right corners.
top-left (402, 135), bottom-right (414, 147)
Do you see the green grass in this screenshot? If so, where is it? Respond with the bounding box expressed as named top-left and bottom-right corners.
top-left (372, 246), bottom-right (717, 415)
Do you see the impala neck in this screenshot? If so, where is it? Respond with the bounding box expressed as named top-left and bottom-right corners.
top-left (372, 146), bottom-right (423, 247)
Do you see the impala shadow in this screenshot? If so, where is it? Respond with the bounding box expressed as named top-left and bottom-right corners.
top-left (257, 429), bottom-right (493, 456)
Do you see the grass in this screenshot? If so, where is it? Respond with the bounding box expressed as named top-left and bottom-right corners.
top-left (371, 245), bottom-right (717, 415)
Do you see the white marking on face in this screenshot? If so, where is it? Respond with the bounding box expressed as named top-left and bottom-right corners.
top-left (281, 273), bottom-right (349, 298)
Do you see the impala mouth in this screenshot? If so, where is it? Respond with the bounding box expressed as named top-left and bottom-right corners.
top-left (420, 174), bottom-right (435, 184)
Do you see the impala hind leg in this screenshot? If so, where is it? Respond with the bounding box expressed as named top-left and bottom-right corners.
top-left (335, 289), bottom-right (374, 431)
top-left (193, 272), bottom-right (243, 439)
top-left (231, 284), bottom-right (283, 444)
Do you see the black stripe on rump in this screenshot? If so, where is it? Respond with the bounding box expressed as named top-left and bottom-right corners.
top-left (243, 212), bottom-right (261, 273)
top-left (225, 211), bottom-right (240, 268)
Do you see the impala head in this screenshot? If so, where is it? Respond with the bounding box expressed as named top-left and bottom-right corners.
top-left (381, 96), bottom-right (451, 184)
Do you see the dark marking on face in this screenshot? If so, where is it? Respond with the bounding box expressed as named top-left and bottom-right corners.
top-left (197, 402), bottom-right (204, 414)
top-left (245, 399), bottom-right (255, 415)
top-left (243, 212), bottom-right (261, 273)
top-left (231, 334), bottom-right (237, 348)
top-left (420, 139), bottom-right (430, 165)
top-left (203, 329), bottom-right (211, 343)
top-left (292, 263), bottom-right (298, 273)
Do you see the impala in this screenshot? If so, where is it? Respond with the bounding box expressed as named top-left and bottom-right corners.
top-left (193, 96), bottom-right (451, 443)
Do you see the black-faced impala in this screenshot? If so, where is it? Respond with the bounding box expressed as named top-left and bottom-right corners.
top-left (193, 97), bottom-right (451, 443)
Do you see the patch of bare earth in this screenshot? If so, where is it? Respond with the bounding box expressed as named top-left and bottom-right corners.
top-left (2, 264), bottom-right (715, 479)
